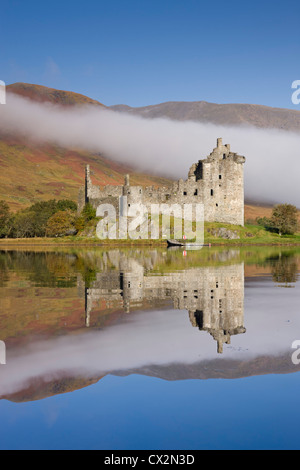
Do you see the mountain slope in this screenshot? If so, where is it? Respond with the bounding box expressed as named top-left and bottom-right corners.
top-left (7, 82), bottom-right (106, 107)
top-left (0, 136), bottom-right (171, 211)
top-left (1, 84), bottom-right (171, 211)
top-left (110, 100), bottom-right (300, 131)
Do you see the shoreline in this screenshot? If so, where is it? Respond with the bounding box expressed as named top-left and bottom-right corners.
top-left (1, 237), bottom-right (300, 248)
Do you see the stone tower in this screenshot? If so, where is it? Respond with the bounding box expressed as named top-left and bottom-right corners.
top-left (186, 138), bottom-right (245, 225)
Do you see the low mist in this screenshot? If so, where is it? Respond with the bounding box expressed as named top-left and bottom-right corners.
top-left (1, 93), bottom-right (300, 207)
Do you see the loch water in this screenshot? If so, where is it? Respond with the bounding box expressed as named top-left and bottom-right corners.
top-left (0, 246), bottom-right (300, 450)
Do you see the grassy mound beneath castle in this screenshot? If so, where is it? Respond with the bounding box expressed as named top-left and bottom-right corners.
top-left (204, 222), bottom-right (300, 245)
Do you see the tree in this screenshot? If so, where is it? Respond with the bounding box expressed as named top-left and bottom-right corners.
top-left (46, 210), bottom-right (77, 237)
top-left (9, 199), bottom-right (78, 238)
top-left (27, 199), bottom-right (77, 236)
top-left (56, 199), bottom-right (77, 212)
top-left (0, 201), bottom-right (11, 238)
top-left (10, 211), bottom-right (37, 238)
top-left (270, 204), bottom-right (298, 236)
top-left (82, 202), bottom-right (96, 221)
top-left (271, 253), bottom-right (298, 285)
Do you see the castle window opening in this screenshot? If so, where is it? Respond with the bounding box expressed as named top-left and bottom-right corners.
top-left (194, 189), bottom-right (198, 196)
top-left (183, 191), bottom-right (187, 196)
top-left (219, 175), bottom-right (222, 179)
top-left (211, 189), bottom-right (214, 196)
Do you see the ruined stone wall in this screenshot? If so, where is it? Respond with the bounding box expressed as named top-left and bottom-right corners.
top-left (79, 138), bottom-right (245, 226)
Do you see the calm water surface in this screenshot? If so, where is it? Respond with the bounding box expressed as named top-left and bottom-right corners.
top-left (0, 246), bottom-right (300, 450)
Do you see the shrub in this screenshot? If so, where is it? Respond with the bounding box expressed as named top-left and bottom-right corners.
top-left (46, 210), bottom-right (77, 237)
top-left (256, 216), bottom-right (277, 232)
top-left (82, 203), bottom-right (96, 221)
top-left (74, 216), bottom-right (85, 232)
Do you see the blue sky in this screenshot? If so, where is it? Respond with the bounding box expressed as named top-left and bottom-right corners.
top-left (1, 0), bottom-right (300, 108)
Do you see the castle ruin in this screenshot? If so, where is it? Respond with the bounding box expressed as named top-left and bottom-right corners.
top-left (78, 138), bottom-right (246, 226)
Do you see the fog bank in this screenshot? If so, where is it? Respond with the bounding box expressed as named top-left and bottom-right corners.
top-left (1, 93), bottom-right (300, 206)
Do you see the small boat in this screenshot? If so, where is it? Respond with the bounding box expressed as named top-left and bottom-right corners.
top-left (167, 239), bottom-right (211, 247)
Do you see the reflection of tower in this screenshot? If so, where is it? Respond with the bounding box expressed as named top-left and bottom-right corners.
top-left (85, 287), bottom-right (92, 327)
top-left (120, 257), bottom-right (144, 313)
top-left (189, 310), bottom-right (246, 353)
top-left (188, 263), bottom-right (245, 353)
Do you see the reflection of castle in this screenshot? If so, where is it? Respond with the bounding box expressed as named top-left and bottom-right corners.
top-left (82, 252), bottom-right (245, 354)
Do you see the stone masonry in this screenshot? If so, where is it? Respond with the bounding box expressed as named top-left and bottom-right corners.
top-left (78, 138), bottom-right (246, 226)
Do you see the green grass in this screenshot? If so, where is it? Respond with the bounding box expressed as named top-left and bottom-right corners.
top-left (204, 222), bottom-right (300, 245)
top-left (1, 220), bottom-right (300, 246)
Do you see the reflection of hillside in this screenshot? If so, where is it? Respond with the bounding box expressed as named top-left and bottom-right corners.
top-left (1, 375), bottom-right (101, 403)
top-left (3, 352), bottom-right (300, 404)
top-left (84, 250), bottom-right (245, 353)
top-left (112, 352), bottom-right (300, 382)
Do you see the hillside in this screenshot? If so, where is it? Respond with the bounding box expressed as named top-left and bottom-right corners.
top-left (110, 100), bottom-right (300, 131)
top-left (0, 135), bottom-right (171, 211)
top-left (1, 84), bottom-right (172, 211)
top-left (7, 82), bottom-right (106, 107)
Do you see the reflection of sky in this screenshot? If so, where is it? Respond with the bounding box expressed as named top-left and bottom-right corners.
top-left (0, 275), bottom-right (300, 397)
top-left (1, 372), bottom-right (300, 450)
